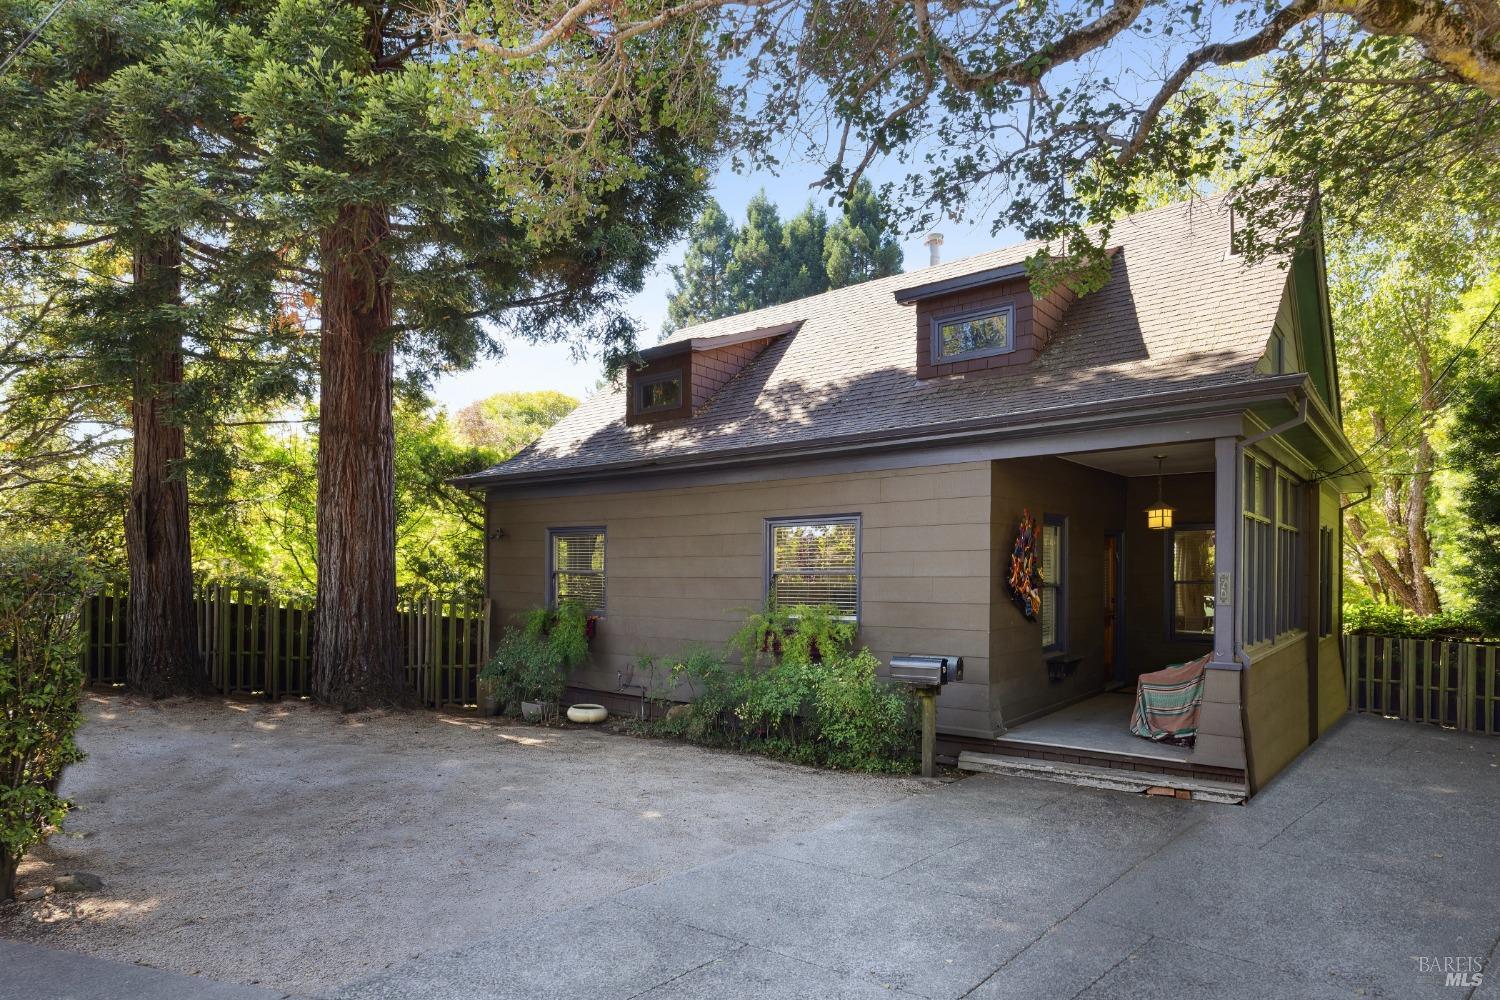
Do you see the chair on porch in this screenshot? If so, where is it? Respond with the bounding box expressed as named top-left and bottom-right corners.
top-left (1130, 653), bottom-right (1212, 747)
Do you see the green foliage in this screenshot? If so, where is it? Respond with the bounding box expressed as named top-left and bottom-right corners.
top-left (1451, 363), bottom-right (1500, 636)
top-left (479, 601), bottom-right (593, 711)
top-left (643, 604), bottom-right (917, 773)
top-left (452, 391), bottom-right (578, 455)
top-left (1342, 601), bottom-right (1492, 641)
top-left (664, 182), bottom-right (903, 331)
top-left (727, 602), bottom-right (857, 670)
top-left (0, 540), bottom-right (92, 900)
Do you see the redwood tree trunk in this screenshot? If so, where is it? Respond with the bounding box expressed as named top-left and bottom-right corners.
top-left (313, 203), bottom-right (404, 709)
top-left (125, 237), bottom-right (205, 697)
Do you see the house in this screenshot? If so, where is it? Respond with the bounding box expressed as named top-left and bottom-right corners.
top-left (458, 196), bottom-right (1371, 796)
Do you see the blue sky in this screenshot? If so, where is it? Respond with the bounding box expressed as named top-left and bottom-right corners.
top-left (430, 157), bottom-right (1022, 412)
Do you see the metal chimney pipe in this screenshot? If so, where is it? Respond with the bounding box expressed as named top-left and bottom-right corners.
top-left (923, 232), bottom-right (944, 266)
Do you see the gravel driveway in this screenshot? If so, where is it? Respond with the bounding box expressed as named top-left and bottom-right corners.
top-left (4, 696), bottom-right (1498, 1000)
top-left (1, 694), bottom-right (925, 993)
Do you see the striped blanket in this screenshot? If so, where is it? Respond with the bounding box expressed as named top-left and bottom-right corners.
top-left (1130, 654), bottom-right (1211, 747)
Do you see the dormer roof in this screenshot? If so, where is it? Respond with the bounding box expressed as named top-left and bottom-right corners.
top-left (460, 195), bottom-right (1302, 489)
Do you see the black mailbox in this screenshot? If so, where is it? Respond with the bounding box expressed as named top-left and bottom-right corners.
top-left (889, 654), bottom-right (962, 688)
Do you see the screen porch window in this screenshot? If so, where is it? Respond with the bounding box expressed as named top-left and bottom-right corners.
top-left (549, 528), bottom-right (605, 613)
top-left (1169, 527), bottom-right (1215, 640)
top-left (1275, 472), bottom-right (1305, 635)
top-left (767, 516), bottom-right (859, 619)
top-left (1242, 456), bottom-right (1275, 645)
top-left (1040, 515), bottom-right (1067, 650)
top-left (933, 305), bottom-right (1014, 362)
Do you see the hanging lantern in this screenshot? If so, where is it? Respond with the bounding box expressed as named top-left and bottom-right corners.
top-left (1145, 454), bottom-right (1175, 530)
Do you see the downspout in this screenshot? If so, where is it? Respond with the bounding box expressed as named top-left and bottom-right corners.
top-left (1233, 393), bottom-right (1309, 796)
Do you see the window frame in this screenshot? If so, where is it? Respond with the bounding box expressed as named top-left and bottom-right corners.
top-left (930, 304), bottom-right (1016, 364)
top-left (763, 514), bottom-right (862, 622)
top-left (547, 526), bottom-right (607, 615)
top-left (1318, 524), bottom-right (1335, 638)
top-left (635, 369), bottom-right (684, 415)
top-left (1040, 513), bottom-right (1068, 653)
top-left (1165, 524), bottom-right (1216, 644)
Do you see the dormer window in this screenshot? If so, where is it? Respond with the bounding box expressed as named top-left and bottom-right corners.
top-left (934, 305), bottom-right (1015, 363)
top-left (636, 370), bottom-right (683, 414)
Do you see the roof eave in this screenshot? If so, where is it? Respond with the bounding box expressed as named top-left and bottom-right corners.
top-left (453, 374), bottom-right (1309, 492)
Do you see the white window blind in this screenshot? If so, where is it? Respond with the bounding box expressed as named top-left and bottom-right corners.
top-left (550, 528), bottom-right (605, 612)
top-left (1040, 516), bottom-right (1065, 650)
top-left (768, 517), bottom-right (859, 618)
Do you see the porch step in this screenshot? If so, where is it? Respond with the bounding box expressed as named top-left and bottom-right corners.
top-left (957, 751), bottom-right (1247, 804)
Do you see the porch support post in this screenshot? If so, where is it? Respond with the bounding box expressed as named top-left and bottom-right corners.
top-left (1212, 436), bottom-right (1240, 669)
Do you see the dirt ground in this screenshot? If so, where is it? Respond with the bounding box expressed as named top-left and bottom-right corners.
top-left (2, 693), bottom-right (926, 994)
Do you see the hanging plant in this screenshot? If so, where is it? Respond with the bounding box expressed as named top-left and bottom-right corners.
top-left (1008, 508), bottom-right (1043, 621)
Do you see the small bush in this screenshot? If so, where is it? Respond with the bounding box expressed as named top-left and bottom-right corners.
top-left (0, 541), bottom-right (93, 901)
top-left (1343, 601), bottom-right (1492, 641)
top-left (479, 601), bottom-right (592, 715)
top-left (641, 604), bottom-right (918, 773)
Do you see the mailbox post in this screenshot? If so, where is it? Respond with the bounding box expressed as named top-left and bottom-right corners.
top-left (889, 655), bottom-right (962, 777)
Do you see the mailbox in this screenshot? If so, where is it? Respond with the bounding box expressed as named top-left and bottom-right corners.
top-left (889, 654), bottom-right (963, 688)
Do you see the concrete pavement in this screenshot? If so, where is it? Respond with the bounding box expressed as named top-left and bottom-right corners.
top-left (6, 714), bottom-right (1497, 1000)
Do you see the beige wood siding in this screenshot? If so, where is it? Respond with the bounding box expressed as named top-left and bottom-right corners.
top-left (1244, 639), bottom-right (1313, 789)
top-left (989, 457), bottom-right (1127, 725)
top-left (486, 462), bottom-right (997, 737)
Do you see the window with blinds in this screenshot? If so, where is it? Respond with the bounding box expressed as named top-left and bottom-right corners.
top-left (1040, 514), bottom-right (1067, 651)
top-left (767, 516), bottom-right (860, 619)
top-left (549, 528), bottom-right (605, 613)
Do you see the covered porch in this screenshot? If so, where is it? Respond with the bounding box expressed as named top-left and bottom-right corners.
top-left (953, 434), bottom-right (1250, 794)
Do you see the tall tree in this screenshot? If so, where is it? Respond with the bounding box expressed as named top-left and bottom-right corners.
top-left (664, 185), bottom-right (904, 330)
top-left (0, 0), bottom-right (293, 696)
top-left (242, 0), bottom-right (715, 707)
top-left (726, 191), bottom-right (787, 312)
top-left (440, 1), bottom-right (1500, 291)
top-left (1328, 197), bottom-right (1499, 613)
top-left (824, 180), bottom-right (904, 289)
top-left (1451, 353), bottom-right (1500, 635)
top-left (665, 199), bottom-right (737, 330)
top-left (780, 201), bottom-right (829, 301)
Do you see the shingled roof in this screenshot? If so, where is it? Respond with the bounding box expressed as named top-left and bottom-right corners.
top-left (464, 195), bottom-right (1295, 487)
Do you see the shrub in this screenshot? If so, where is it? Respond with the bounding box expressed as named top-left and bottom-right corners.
top-left (1343, 601), bottom-right (1492, 641)
top-left (641, 604), bottom-right (918, 773)
top-left (479, 601), bottom-right (592, 715)
top-left (0, 541), bottom-right (93, 901)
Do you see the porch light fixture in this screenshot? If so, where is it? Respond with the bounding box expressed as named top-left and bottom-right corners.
top-left (1145, 454), bottom-right (1175, 531)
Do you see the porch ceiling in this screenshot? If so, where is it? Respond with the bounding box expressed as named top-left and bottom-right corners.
top-left (1060, 441), bottom-right (1216, 477)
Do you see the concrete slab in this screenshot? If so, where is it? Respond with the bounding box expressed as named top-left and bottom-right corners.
top-left (1080, 838), bottom-right (1499, 999)
top-left (962, 917), bottom-right (1150, 1000)
top-left (8, 705), bottom-right (1497, 1000)
top-left (888, 787), bottom-right (1196, 916)
top-left (635, 945), bottom-right (927, 999)
top-left (616, 852), bottom-right (1053, 999)
top-left (1075, 936), bottom-right (1357, 1000)
top-left (997, 692), bottom-right (1195, 762)
top-left (327, 900), bottom-right (742, 1000)
top-left (759, 774), bottom-right (1069, 879)
top-left (0, 938), bottom-right (289, 1000)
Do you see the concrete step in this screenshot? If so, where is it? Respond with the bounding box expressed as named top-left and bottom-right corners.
top-left (957, 751), bottom-right (1247, 804)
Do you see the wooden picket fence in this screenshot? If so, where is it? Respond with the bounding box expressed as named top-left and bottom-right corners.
top-left (1343, 634), bottom-right (1500, 735)
top-left (83, 584), bottom-right (491, 708)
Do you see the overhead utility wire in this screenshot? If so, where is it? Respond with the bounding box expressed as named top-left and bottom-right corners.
top-left (1319, 297), bottom-right (1500, 482)
top-left (0, 0), bottom-right (68, 77)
